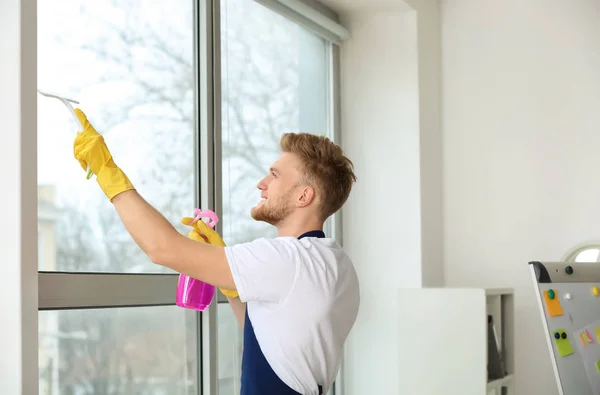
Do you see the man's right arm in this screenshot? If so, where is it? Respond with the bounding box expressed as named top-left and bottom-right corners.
top-left (227, 296), bottom-right (246, 329)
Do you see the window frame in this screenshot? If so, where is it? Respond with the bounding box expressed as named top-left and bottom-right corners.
top-left (2, 0), bottom-right (38, 392)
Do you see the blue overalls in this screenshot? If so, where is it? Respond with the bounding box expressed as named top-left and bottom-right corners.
top-left (240, 230), bottom-right (326, 395)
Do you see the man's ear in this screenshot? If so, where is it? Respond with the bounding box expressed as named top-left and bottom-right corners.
top-left (297, 186), bottom-right (315, 208)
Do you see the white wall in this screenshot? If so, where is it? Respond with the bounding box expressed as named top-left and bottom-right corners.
top-left (406, 0), bottom-right (443, 288)
top-left (0, 0), bottom-right (39, 393)
top-left (442, 0), bottom-right (600, 394)
top-left (339, 8), bottom-right (420, 395)
top-left (337, 1), bottom-right (442, 393)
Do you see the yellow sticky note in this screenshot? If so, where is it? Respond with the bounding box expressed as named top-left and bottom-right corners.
top-left (544, 290), bottom-right (564, 317)
top-left (554, 329), bottom-right (574, 357)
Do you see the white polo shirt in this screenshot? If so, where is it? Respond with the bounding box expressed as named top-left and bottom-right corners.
top-left (224, 234), bottom-right (360, 394)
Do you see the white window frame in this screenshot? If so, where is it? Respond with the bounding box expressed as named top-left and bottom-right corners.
top-left (1, 0), bottom-right (38, 392)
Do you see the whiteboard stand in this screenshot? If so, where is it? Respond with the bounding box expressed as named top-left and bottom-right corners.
top-left (529, 261), bottom-right (600, 395)
top-left (486, 288), bottom-right (515, 395)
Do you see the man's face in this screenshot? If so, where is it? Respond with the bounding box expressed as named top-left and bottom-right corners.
top-left (251, 152), bottom-right (303, 226)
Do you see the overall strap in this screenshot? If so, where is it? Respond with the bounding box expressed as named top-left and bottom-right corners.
top-left (240, 230), bottom-right (326, 395)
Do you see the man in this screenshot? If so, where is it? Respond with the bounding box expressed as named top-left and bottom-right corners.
top-left (72, 108), bottom-right (360, 395)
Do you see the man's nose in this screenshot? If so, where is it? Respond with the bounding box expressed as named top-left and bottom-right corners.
top-left (257, 176), bottom-right (269, 190)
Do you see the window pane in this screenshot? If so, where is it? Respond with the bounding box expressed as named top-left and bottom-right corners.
top-left (37, 0), bottom-right (195, 273)
top-left (218, 303), bottom-right (243, 395)
top-left (220, 0), bottom-right (331, 245)
top-left (218, 1), bottom-right (333, 393)
top-left (38, 306), bottom-right (197, 394)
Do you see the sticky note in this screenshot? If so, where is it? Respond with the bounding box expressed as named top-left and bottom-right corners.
top-left (554, 329), bottom-right (574, 357)
top-left (596, 361), bottom-right (600, 374)
top-left (544, 290), bottom-right (564, 316)
top-left (595, 327), bottom-right (600, 342)
top-left (580, 330), bottom-right (595, 346)
top-left (587, 330), bottom-right (595, 343)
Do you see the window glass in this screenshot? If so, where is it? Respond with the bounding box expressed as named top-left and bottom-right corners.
top-left (39, 306), bottom-right (197, 394)
top-left (218, 303), bottom-right (243, 394)
top-left (219, 0), bottom-right (332, 393)
top-left (37, 0), bottom-right (195, 273)
top-left (220, 0), bottom-right (331, 246)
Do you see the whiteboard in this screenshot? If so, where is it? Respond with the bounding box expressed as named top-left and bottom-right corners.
top-left (530, 261), bottom-right (600, 395)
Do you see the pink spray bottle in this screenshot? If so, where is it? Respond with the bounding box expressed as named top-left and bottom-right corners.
top-left (175, 208), bottom-right (219, 311)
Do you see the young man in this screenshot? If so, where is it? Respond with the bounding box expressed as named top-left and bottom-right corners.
top-left (72, 109), bottom-right (360, 395)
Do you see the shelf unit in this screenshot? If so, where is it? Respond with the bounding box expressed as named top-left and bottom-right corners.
top-left (486, 288), bottom-right (515, 395)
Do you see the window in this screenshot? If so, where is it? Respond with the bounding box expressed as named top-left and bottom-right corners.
top-left (217, 304), bottom-right (243, 394)
top-left (218, 0), bottom-right (336, 393)
top-left (37, 0), bottom-right (199, 393)
top-left (220, 0), bottom-right (332, 245)
top-left (36, 0), bottom-right (344, 393)
top-left (37, 0), bottom-right (196, 274)
top-left (39, 307), bottom-right (197, 394)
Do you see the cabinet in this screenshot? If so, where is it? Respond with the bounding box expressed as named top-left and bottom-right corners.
top-left (396, 288), bottom-right (487, 395)
top-left (486, 288), bottom-right (515, 395)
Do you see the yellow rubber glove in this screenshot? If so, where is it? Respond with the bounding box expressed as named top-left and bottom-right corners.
top-left (73, 109), bottom-right (135, 201)
top-left (181, 216), bottom-right (239, 298)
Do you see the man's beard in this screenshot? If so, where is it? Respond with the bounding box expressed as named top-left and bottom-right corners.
top-left (251, 191), bottom-right (294, 226)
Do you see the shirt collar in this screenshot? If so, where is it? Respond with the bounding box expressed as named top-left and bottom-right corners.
top-left (298, 230), bottom-right (326, 239)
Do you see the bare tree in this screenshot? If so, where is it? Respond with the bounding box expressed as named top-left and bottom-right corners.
top-left (52, 204), bottom-right (194, 394)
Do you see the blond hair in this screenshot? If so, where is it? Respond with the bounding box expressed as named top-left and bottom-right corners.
top-left (280, 132), bottom-right (357, 219)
